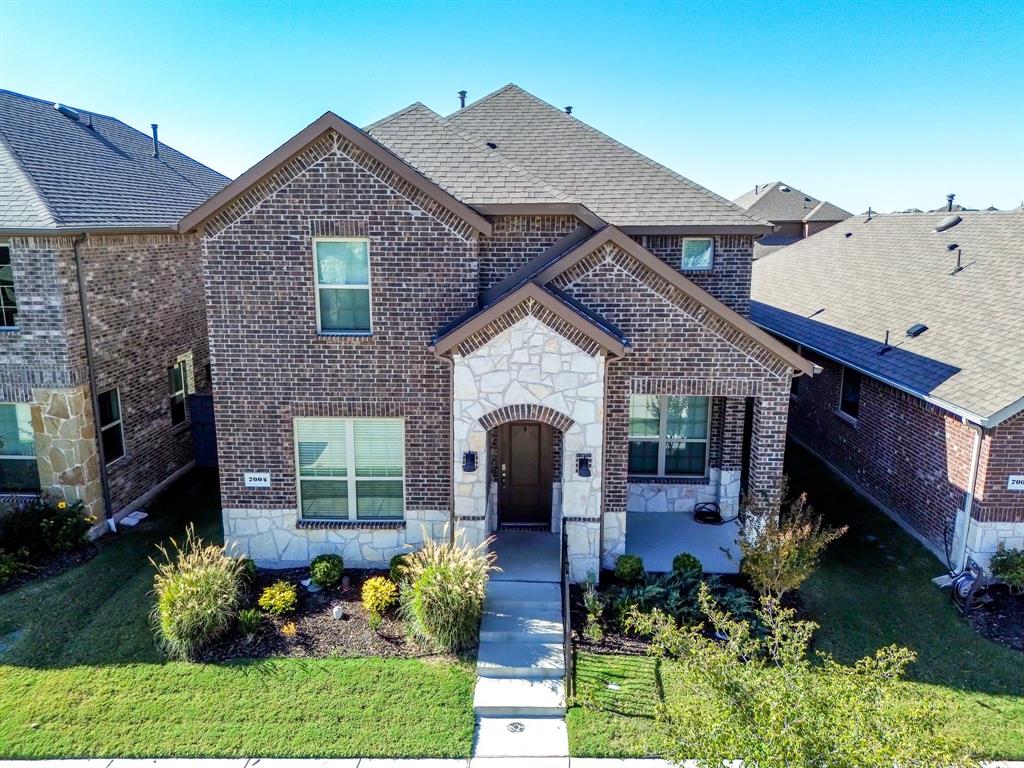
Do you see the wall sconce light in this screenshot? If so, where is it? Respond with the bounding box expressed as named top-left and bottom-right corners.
top-left (462, 450), bottom-right (478, 473)
top-left (576, 453), bottom-right (592, 478)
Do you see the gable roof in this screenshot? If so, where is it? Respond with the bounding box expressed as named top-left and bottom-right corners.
top-left (0, 88), bottom-right (228, 231)
top-left (440, 84), bottom-right (768, 232)
top-left (734, 181), bottom-right (851, 224)
top-left (751, 210), bottom-right (1024, 425)
top-left (179, 111), bottom-right (494, 236)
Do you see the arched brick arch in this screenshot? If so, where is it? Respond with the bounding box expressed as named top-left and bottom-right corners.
top-left (478, 404), bottom-right (576, 433)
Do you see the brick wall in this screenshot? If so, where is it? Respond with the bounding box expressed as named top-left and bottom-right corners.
top-left (477, 215), bottom-right (580, 294)
top-left (637, 234), bottom-right (755, 316)
top-left (975, 411), bottom-right (1024, 523)
top-left (202, 134), bottom-right (478, 514)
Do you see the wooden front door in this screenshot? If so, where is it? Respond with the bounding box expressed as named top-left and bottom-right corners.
top-left (497, 421), bottom-right (553, 528)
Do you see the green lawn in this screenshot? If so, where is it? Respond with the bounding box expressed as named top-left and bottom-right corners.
top-left (568, 444), bottom-right (1024, 759)
top-left (0, 470), bottom-right (475, 758)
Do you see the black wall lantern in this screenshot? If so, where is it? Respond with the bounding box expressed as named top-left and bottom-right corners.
top-left (462, 450), bottom-right (478, 473)
top-left (576, 453), bottom-right (592, 477)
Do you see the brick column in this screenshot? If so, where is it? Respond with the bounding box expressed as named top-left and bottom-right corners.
top-left (747, 377), bottom-right (792, 515)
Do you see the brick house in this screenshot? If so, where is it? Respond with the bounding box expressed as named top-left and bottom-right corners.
top-left (734, 181), bottom-right (851, 259)
top-left (752, 209), bottom-right (1024, 571)
top-left (180, 84), bottom-right (811, 580)
top-left (0, 89), bottom-right (227, 527)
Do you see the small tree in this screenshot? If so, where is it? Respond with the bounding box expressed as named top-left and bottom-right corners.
top-left (740, 480), bottom-right (846, 598)
top-left (625, 586), bottom-right (977, 768)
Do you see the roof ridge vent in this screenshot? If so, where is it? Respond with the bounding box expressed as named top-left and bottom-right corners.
top-left (54, 103), bottom-right (80, 121)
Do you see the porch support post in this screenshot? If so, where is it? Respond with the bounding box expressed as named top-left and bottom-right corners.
top-left (717, 397), bottom-right (746, 518)
top-left (746, 376), bottom-right (792, 517)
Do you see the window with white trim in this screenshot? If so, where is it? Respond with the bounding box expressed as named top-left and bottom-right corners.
top-left (295, 417), bottom-right (404, 520)
top-left (0, 402), bottom-right (38, 491)
top-left (839, 367), bottom-right (861, 420)
top-left (628, 395), bottom-right (710, 477)
top-left (168, 355), bottom-right (192, 426)
top-left (314, 238), bottom-right (371, 334)
top-left (98, 388), bottom-right (125, 464)
top-left (0, 245), bottom-right (19, 328)
top-left (681, 237), bottom-right (714, 271)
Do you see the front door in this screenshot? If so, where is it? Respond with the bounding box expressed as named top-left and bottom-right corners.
top-left (497, 421), bottom-right (552, 528)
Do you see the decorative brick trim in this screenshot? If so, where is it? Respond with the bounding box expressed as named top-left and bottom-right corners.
top-left (479, 403), bottom-right (576, 433)
top-left (309, 218), bottom-right (369, 238)
top-left (631, 377), bottom-right (763, 397)
top-left (563, 515), bottom-right (600, 522)
top-left (456, 296), bottom-right (603, 358)
top-left (454, 514), bottom-right (486, 521)
top-left (289, 401), bottom-right (406, 419)
top-left (296, 519), bottom-right (406, 530)
top-left (628, 475), bottom-right (710, 485)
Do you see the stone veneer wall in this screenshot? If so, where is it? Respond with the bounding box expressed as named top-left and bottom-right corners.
top-left (451, 312), bottom-right (605, 580)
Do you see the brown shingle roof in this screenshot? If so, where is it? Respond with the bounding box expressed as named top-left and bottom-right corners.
top-left (734, 181), bottom-right (851, 224)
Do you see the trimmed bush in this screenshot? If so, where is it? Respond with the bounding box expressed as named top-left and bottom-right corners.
top-left (0, 550), bottom-right (21, 586)
top-left (238, 608), bottom-right (261, 637)
top-left (259, 580), bottom-right (298, 616)
top-left (390, 553), bottom-right (409, 584)
top-left (990, 547), bottom-right (1024, 593)
top-left (400, 527), bottom-right (497, 651)
top-left (363, 576), bottom-right (398, 616)
top-left (0, 497), bottom-right (91, 561)
top-left (310, 553), bottom-right (344, 588)
top-left (672, 552), bottom-right (702, 576)
top-left (150, 525), bottom-right (245, 660)
top-left (614, 554), bottom-right (644, 584)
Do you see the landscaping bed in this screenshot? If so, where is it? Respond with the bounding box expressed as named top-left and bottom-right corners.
top-left (0, 541), bottom-right (97, 595)
top-left (968, 586), bottom-right (1024, 652)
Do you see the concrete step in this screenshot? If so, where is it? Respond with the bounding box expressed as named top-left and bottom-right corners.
top-left (473, 677), bottom-right (566, 717)
top-left (485, 581), bottom-right (562, 610)
top-left (479, 609), bottom-right (563, 643)
top-left (476, 640), bottom-right (565, 679)
top-left (473, 716), bottom-right (568, 757)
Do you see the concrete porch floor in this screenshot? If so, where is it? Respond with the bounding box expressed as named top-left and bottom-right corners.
top-left (625, 511), bottom-right (740, 574)
top-left (490, 531), bottom-right (560, 583)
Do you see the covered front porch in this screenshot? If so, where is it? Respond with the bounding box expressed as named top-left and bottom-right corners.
top-left (625, 511), bottom-right (740, 573)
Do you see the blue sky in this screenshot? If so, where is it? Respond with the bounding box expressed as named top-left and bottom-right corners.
top-left (2, 0), bottom-right (1022, 213)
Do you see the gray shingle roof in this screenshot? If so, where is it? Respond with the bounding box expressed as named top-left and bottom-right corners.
top-left (366, 103), bottom-right (572, 205)
top-left (751, 210), bottom-right (1024, 424)
top-left (0, 89), bottom-right (228, 230)
top-left (440, 84), bottom-right (764, 228)
top-left (735, 181), bottom-right (851, 224)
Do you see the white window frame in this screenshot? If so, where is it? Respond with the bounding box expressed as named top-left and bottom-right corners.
top-left (0, 242), bottom-right (19, 329)
top-left (0, 401), bottom-right (37, 490)
top-left (169, 354), bottom-right (192, 426)
top-left (294, 417), bottom-right (405, 521)
top-left (97, 388), bottom-right (126, 466)
top-left (680, 237), bottom-right (715, 272)
top-left (837, 366), bottom-right (861, 423)
top-left (312, 237), bottom-right (373, 336)
top-left (628, 395), bottom-right (712, 478)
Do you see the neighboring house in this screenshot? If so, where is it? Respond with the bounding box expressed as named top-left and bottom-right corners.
top-left (752, 209), bottom-right (1024, 571)
top-left (179, 84), bottom-right (812, 580)
top-left (734, 181), bottom-right (851, 258)
top-left (0, 89), bottom-right (227, 528)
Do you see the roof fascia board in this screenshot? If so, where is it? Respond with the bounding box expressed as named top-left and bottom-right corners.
top-left (754, 322), bottom-right (994, 426)
top-left (178, 112), bottom-right (493, 237)
top-left (621, 224), bottom-right (774, 236)
top-left (473, 203), bottom-right (605, 229)
top-left (536, 226), bottom-right (813, 375)
top-left (432, 281), bottom-right (626, 358)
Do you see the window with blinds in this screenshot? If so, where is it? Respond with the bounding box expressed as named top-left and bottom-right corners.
top-left (0, 402), bottom-right (38, 492)
top-left (628, 395), bottom-right (711, 477)
top-left (294, 417), bottom-right (404, 521)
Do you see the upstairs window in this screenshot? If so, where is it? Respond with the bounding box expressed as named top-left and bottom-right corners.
top-left (0, 402), bottom-right (38, 492)
top-left (98, 388), bottom-right (125, 464)
top-left (0, 246), bottom-right (18, 328)
top-left (168, 356), bottom-right (192, 425)
top-left (628, 395), bottom-right (710, 477)
top-left (681, 237), bottom-right (714, 271)
top-left (839, 367), bottom-right (862, 421)
top-left (314, 239), bottom-right (371, 334)
top-left (295, 417), bottom-right (404, 521)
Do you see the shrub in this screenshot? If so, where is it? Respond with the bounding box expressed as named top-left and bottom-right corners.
top-left (582, 578), bottom-right (605, 644)
top-left (672, 552), bottom-right (702, 577)
top-left (740, 481), bottom-right (846, 598)
top-left (150, 524), bottom-right (244, 660)
top-left (237, 557), bottom-right (257, 591)
top-left (0, 550), bottom-right (22, 585)
top-left (0, 497), bottom-right (91, 560)
top-left (237, 608), bottom-right (261, 637)
top-left (400, 527), bottom-right (497, 651)
top-left (390, 553), bottom-right (409, 583)
top-left (614, 554), bottom-right (644, 584)
top-left (990, 547), bottom-right (1024, 593)
top-left (259, 580), bottom-right (298, 616)
top-left (309, 553), bottom-right (344, 588)
top-left (363, 576), bottom-right (398, 616)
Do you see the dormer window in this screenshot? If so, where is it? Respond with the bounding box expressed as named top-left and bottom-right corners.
top-left (681, 237), bottom-right (714, 271)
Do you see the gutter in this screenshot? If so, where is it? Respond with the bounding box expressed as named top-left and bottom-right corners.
top-left (1, 226), bottom-right (179, 237)
top-left (954, 421), bottom-right (985, 572)
top-left (72, 234), bottom-right (116, 530)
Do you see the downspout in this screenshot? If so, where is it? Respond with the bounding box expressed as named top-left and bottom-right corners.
top-left (73, 234), bottom-right (116, 531)
top-left (954, 421), bottom-right (984, 572)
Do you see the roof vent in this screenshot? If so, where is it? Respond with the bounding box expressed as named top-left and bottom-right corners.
top-left (458, 90), bottom-right (467, 109)
top-left (54, 103), bottom-right (80, 121)
top-left (946, 242), bottom-right (959, 251)
top-left (935, 214), bottom-right (962, 232)
top-left (564, 106), bottom-right (573, 115)
top-left (844, 232), bottom-right (853, 238)
top-left (151, 123), bottom-right (159, 158)
top-left (780, 186), bottom-right (791, 192)
top-left (486, 141), bottom-right (497, 149)
top-left (906, 323), bottom-right (928, 338)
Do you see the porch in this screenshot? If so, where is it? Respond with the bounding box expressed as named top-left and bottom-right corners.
top-left (625, 511), bottom-right (740, 573)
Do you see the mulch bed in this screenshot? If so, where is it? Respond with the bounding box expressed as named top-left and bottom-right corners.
top-left (968, 586), bottom-right (1024, 652)
top-left (0, 543), bottom-right (98, 595)
top-left (569, 582), bottom-right (653, 656)
top-left (201, 567), bottom-right (448, 662)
